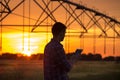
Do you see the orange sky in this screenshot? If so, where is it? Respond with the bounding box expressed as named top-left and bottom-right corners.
top-left (0, 0), bottom-right (120, 57)
top-left (78, 0), bottom-right (120, 18)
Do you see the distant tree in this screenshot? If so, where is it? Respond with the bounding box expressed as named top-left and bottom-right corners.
top-left (31, 54), bottom-right (39, 60)
top-left (93, 54), bottom-right (102, 61)
top-left (39, 54), bottom-right (44, 60)
top-left (80, 53), bottom-right (87, 60)
top-left (0, 53), bottom-right (17, 60)
top-left (66, 53), bottom-right (74, 60)
top-left (103, 56), bottom-right (115, 61)
top-left (87, 53), bottom-right (94, 61)
top-left (79, 53), bottom-right (102, 61)
top-left (31, 53), bottom-right (44, 60)
top-left (0, 55), bottom-right (2, 59)
top-left (115, 56), bottom-right (120, 63)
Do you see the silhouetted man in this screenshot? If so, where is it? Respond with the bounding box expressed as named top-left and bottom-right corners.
top-left (44, 22), bottom-right (79, 80)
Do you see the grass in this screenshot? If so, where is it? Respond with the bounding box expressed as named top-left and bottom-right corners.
top-left (69, 61), bottom-right (120, 80)
top-left (0, 60), bottom-right (120, 80)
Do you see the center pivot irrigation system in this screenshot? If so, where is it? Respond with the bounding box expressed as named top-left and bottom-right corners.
top-left (0, 0), bottom-right (120, 54)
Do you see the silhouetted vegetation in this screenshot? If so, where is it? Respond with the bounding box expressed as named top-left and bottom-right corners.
top-left (103, 56), bottom-right (115, 61)
top-left (66, 52), bottom-right (120, 62)
top-left (31, 54), bottom-right (44, 60)
top-left (80, 53), bottom-right (102, 61)
top-left (115, 56), bottom-right (120, 63)
top-left (67, 53), bottom-right (102, 61)
top-left (0, 52), bottom-right (120, 62)
top-left (0, 53), bottom-right (44, 60)
top-left (0, 53), bottom-right (17, 60)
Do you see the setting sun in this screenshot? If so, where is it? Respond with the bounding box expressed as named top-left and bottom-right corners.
top-left (22, 50), bottom-right (32, 57)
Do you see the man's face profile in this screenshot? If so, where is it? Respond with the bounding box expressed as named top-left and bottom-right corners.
top-left (59, 29), bottom-right (66, 41)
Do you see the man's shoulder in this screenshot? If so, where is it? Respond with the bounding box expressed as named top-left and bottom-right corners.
top-left (45, 41), bottom-right (55, 50)
top-left (46, 40), bottom-right (62, 48)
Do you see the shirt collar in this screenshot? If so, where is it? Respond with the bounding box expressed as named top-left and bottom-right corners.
top-left (51, 38), bottom-right (59, 43)
top-left (51, 38), bottom-right (63, 46)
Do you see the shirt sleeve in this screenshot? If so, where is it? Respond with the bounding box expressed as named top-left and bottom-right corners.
top-left (54, 45), bottom-right (72, 72)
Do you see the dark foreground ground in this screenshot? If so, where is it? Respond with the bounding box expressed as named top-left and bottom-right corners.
top-left (0, 60), bottom-right (120, 80)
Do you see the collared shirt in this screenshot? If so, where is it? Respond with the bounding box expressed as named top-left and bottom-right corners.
top-left (44, 38), bottom-right (72, 80)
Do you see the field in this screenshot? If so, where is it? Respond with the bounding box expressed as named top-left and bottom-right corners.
top-left (0, 60), bottom-right (120, 80)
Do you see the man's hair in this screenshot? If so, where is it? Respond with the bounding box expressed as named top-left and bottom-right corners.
top-left (52, 22), bottom-right (66, 37)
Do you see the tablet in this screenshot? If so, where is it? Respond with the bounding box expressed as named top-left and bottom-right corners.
top-left (75, 49), bottom-right (83, 55)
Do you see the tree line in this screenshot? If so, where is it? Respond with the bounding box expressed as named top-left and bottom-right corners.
top-left (0, 52), bottom-right (120, 62)
top-left (67, 52), bottom-right (120, 62)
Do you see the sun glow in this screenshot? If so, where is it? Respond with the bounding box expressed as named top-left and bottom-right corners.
top-left (22, 50), bottom-right (32, 56)
top-left (21, 45), bottom-right (33, 56)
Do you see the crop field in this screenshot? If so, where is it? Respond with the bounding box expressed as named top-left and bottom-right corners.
top-left (0, 60), bottom-right (120, 80)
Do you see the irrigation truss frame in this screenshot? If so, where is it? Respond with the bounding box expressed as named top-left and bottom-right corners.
top-left (0, 0), bottom-right (120, 55)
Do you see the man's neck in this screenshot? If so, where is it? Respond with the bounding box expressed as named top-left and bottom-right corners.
top-left (53, 37), bottom-right (61, 42)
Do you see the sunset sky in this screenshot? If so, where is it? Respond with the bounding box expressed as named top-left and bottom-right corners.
top-left (0, 0), bottom-right (120, 57)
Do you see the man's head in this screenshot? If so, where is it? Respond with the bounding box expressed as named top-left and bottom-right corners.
top-left (52, 22), bottom-right (66, 41)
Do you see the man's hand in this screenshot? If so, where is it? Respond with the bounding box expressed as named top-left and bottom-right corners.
top-left (75, 49), bottom-right (83, 56)
top-left (69, 49), bottom-right (83, 66)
